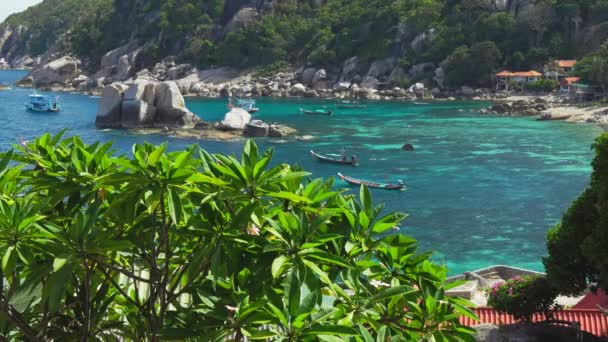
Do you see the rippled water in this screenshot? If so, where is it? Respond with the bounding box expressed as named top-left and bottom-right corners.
top-left (1, 70), bottom-right (604, 274)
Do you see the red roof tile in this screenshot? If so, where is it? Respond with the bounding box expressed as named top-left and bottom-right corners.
top-left (557, 60), bottom-right (577, 68)
top-left (574, 289), bottom-right (608, 310)
top-left (460, 308), bottom-right (608, 336)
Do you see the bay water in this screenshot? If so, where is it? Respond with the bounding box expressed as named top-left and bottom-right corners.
top-left (1, 70), bottom-right (603, 274)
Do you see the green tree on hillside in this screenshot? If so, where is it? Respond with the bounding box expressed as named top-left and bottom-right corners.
top-left (574, 42), bottom-right (608, 92)
top-left (544, 133), bottom-right (608, 295)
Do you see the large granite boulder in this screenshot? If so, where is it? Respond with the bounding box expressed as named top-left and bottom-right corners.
top-left (360, 76), bottom-right (379, 89)
top-left (219, 108), bottom-right (251, 130)
top-left (155, 81), bottom-right (199, 126)
top-left (21, 56), bottom-right (80, 88)
top-left (341, 56), bottom-right (359, 81)
top-left (243, 120), bottom-right (269, 137)
top-left (268, 124), bottom-right (296, 138)
top-left (290, 83), bottom-right (307, 96)
top-left (224, 7), bottom-right (258, 35)
top-left (95, 83), bottom-right (128, 128)
top-left (95, 81), bottom-right (199, 129)
top-left (367, 58), bottom-right (396, 79)
top-left (121, 100), bottom-right (156, 128)
top-left (300, 67), bottom-right (317, 86)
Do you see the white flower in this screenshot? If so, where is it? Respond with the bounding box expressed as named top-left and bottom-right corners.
top-left (247, 224), bottom-right (260, 236)
top-left (225, 305), bottom-right (238, 313)
top-left (370, 279), bottom-right (390, 288)
top-left (392, 226), bottom-right (400, 231)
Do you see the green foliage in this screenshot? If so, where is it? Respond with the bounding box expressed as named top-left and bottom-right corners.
top-left (486, 276), bottom-right (560, 322)
top-left (527, 79), bottom-right (559, 92)
top-left (443, 41), bottom-right (502, 87)
top-left (574, 42), bottom-right (608, 91)
top-left (9, 0), bottom-right (608, 87)
top-left (0, 133), bottom-right (477, 341)
top-left (544, 133), bottom-right (608, 295)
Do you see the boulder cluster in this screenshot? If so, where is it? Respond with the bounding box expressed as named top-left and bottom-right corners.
top-left (95, 81), bottom-right (200, 129)
top-left (486, 99), bottom-right (548, 116)
top-left (14, 46), bottom-right (492, 101)
top-left (94, 81), bottom-right (296, 139)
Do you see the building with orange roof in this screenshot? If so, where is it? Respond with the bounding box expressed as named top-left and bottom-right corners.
top-left (545, 60), bottom-right (578, 79)
top-left (560, 76), bottom-right (581, 92)
top-left (495, 70), bottom-right (543, 91)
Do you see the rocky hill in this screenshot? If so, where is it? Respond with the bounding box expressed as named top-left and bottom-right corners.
top-left (2, 0), bottom-right (608, 96)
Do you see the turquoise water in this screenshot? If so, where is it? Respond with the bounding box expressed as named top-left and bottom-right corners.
top-left (1, 70), bottom-right (604, 275)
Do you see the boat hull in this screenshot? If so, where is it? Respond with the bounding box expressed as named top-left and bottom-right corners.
top-left (300, 108), bottom-right (332, 115)
top-left (337, 172), bottom-right (405, 191)
top-left (310, 150), bottom-right (358, 166)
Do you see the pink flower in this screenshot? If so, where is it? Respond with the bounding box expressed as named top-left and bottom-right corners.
top-left (247, 224), bottom-right (260, 236)
top-left (225, 305), bottom-right (238, 313)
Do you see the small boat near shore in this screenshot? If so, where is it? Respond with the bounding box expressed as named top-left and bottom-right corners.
top-left (337, 172), bottom-right (405, 191)
top-left (300, 108), bottom-right (333, 115)
top-left (228, 98), bottom-right (259, 114)
top-left (310, 150), bottom-right (358, 166)
top-left (25, 94), bottom-right (61, 112)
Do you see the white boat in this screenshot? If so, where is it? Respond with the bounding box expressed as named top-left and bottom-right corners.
top-left (25, 94), bottom-right (61, 112)
top-left (229, 98), bottom-right (259, 114)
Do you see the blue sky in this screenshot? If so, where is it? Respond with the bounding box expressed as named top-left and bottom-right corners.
top-left (0, 0), bottom-right (42, 23)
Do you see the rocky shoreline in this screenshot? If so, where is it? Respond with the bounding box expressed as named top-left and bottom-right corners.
top-left (5, 50), bottom-right (608, 126)
top-left (11, 47), bottom-right (496, 102)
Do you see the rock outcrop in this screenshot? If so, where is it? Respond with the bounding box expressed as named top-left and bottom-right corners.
top-left (219, 108), bottom-right (251, 130)
top-left (95, 81), bottom-right (200, 129)
top-left (17, 56), bottom-right (80, 88)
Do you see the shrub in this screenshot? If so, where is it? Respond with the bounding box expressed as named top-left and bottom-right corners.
top-left (487, 276), bottom-right (560, 322)
top-left (0, 132), bottom-right (478, 341)
top-left (527, 79), bottom-right (559, 92)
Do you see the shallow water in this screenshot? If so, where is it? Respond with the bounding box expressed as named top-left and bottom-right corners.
top-left (1, 70), bottom-right (603, 274)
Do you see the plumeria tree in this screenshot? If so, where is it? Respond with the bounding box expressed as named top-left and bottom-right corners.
top-left (0, 132), bottom-right (477, 341)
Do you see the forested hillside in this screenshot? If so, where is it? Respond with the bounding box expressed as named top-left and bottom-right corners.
top-left (2, 0), bottom-right (608, 88)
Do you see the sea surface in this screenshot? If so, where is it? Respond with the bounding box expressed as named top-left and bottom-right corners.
top-left (1, 70), bottom-right (604, 275)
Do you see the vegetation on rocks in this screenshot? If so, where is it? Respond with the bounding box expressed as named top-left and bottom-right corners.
top-left (4, 0), bottom-right (608, 88)
top-left (544, 133), bottom-right (608, 295)
top-left (0, 132), bottom-right (477, 341)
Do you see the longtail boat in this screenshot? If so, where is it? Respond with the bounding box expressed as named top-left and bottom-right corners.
top-left (300, 108), bottom-right (333, 116)
top-left (337, 172), bottom-right (405, 191)
top-left (310, 150), bottom-right (358, 166)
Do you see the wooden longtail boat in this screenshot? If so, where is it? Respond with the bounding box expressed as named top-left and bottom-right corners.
top-left (337, 172), bottom-right (405, 191)
top-left (310, 150), bottom-right (358, 166)
top-left (300, 108), bottom-right (333, 115)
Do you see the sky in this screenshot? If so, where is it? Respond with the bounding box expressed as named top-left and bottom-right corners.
top-left (0, 0), bottom-right (42, 23)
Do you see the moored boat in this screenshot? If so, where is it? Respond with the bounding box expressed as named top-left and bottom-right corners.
top-left (300, 108), bottom-right (333, 115)
top-left (228, 98), bottom-right (259, 114)
top-left (337, 172), bottom-right (405, 191)
top-left (310, 150), bottom-right (358, 166)
top-left (25, 94), bottom-right (61, 112)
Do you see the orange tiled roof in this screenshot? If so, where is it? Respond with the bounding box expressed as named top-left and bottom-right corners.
top-left (496, 70), bottom-right (542, 77)
top-left (557, 60), bottom-right (577, 68)
top-left (562, 77), bottom-right (581, 86)
top-left (460, 308), bottom-right (608, 337)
